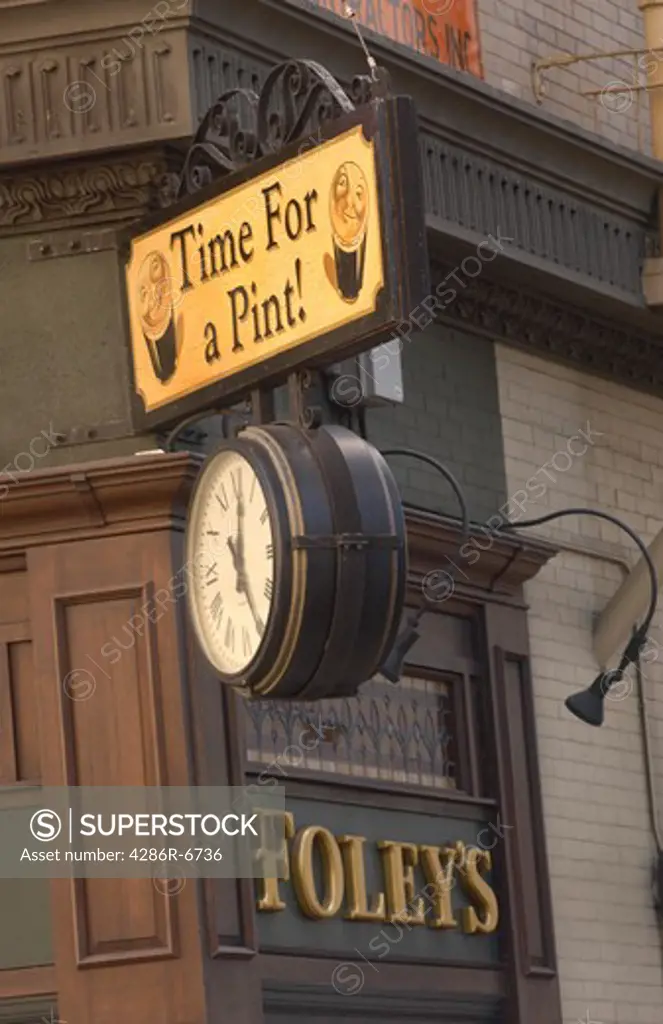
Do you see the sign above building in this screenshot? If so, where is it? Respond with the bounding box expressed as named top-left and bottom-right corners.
top-left (267, 0), bottom-right (483, 78)
top-left (121, 98), bottom-right (427, 431)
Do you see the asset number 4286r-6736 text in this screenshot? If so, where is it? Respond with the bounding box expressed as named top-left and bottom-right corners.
top-left (130, 848), bottom-right (224, 861)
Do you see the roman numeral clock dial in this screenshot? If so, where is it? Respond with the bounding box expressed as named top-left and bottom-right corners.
top-left (186, 447), bottom-right (275, 678)
top-left (184, 423), bottom-right (407, 701)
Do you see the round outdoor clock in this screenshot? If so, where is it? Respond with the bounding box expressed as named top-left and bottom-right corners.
top-left (185, 423), bottom-right (407, 700)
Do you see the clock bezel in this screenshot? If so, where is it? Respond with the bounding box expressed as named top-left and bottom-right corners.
top-left (244, 423), bottom-right (337, 699)
top-left (184, 423), bottom-right (408, 701)
top-left (184, 438), bottom-right (294, 686)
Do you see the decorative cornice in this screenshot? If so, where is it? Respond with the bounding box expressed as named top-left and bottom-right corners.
top-left (0, 18), bottom-right (657, 308)
top-left (0, 24), bottom-right (189, 167)
top-left (1, 5), bottom-right (661, 217)
top-left (0, 152), bottom-right (176, 234)
top-left (405, 507), bottom-right (558, 599)
top-left (0, 451), bottom-right (556, 599)
top-left (433, 261), bottom-right (663, 395)
top-left (421, 135), bottom-right (654, 299)
top-left (183, 33), bottom-right (658, 304)
top-left (0, 451), bottom-right (203, 553)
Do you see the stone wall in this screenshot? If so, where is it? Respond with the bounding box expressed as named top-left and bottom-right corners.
top-left (478, 0), bottom-right (650, 152)
top-left (496, 342), bottom-right (663, 1024)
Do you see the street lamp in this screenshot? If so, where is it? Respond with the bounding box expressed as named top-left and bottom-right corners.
top-left (498, 509), bottom-right (658, 727)
top-left (377, 449), bottom-right (659, 728)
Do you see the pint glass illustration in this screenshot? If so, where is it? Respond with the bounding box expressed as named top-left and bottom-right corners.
top-left (136, 250), bottom-right (179, 383)
top-left (329, 161), bottom-right (369, 302)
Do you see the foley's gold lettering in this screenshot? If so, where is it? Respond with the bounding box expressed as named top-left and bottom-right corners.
top-left (255, 810), bottom-right (295, 912)
top-left (458, 846), bottom-right (499, 935)
top-left (378, 841), bottom-right (425, 925)
top-left (256, 815), bottom-right (499, 937)
top-left (418, 842), bottom-right (460, 929)
top-left (338, 834), bottom-right (386, 922)
top-left (291, 824), bottom-right (344, 919)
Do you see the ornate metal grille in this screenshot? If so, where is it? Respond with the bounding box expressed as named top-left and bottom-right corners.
top-left (242, 674), bottom-right (458, 790)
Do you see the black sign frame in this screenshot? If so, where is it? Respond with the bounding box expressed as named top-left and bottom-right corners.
top-left (118, 94), bottom-right (428, 433)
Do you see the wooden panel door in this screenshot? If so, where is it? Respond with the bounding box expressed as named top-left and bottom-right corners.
top-left (0, 566), bottom-right (55, 995)
top-left (27, 531), bottom-right (207, 1024)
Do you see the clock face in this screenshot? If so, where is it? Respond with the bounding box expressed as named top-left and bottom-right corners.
top-left (188, 449), bottom-right (276, 676)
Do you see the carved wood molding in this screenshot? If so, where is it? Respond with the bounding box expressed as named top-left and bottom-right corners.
top-left (0, 451), bottom-right (203, 549)
top-left (0, 152), bottom-right (177, 234)
top-left (432, 260), bottom-right (663, 396)
top-left (0, 453), bottom-right (556, 599)
top-left (405, 507), bottom-right (557, 599)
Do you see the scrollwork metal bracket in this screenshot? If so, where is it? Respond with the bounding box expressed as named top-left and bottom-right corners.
top-left (159, 59), bottom-right (390, 446)
top-left (176, 58), bottom-right (390, 199)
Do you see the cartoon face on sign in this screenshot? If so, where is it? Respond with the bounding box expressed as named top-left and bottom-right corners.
top-left (330, 162), bottom-right (368, 246)
top-left (136, 250), bottom-right (181, 383)
top-left (326, 161), bottom-right (369, 303)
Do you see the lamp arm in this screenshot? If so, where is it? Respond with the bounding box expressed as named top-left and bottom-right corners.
top-left (379, 448), bottom-right (470, 545)
top-left (375, 453), bottom-right (658, 723)
top-left (376, 449), bottom-right (469, 683)
top-left (498, 507), bottom-right (658, 642)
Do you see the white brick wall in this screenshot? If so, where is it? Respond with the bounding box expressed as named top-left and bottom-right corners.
top-left (495, 345), bottom-right (663, 1024)
top-left (477, 0), bottom-right (651, 152)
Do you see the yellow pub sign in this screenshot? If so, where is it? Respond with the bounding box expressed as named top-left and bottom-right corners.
top-left (121, 100), bottom-right (427, 430)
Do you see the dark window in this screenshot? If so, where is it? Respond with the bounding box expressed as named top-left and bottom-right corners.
top-left (242, 610), bottom-right (487, 796)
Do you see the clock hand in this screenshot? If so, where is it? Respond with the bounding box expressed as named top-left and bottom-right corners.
top-left (228, 476), bottom-right (264, 635)
top-left (236, 477), bottom-right (246, 568)
top-left (228, 536), bottom-right (264, 634)
top-left (243, 577), bottom-right (265, 637)
top-left (227, 535), bottom-right (244, 594)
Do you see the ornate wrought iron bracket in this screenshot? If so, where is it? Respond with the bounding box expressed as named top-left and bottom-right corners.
top-left (159, 58), bottom-right (390, 445)
top-left (175, 58), bottom-right (390, 199)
